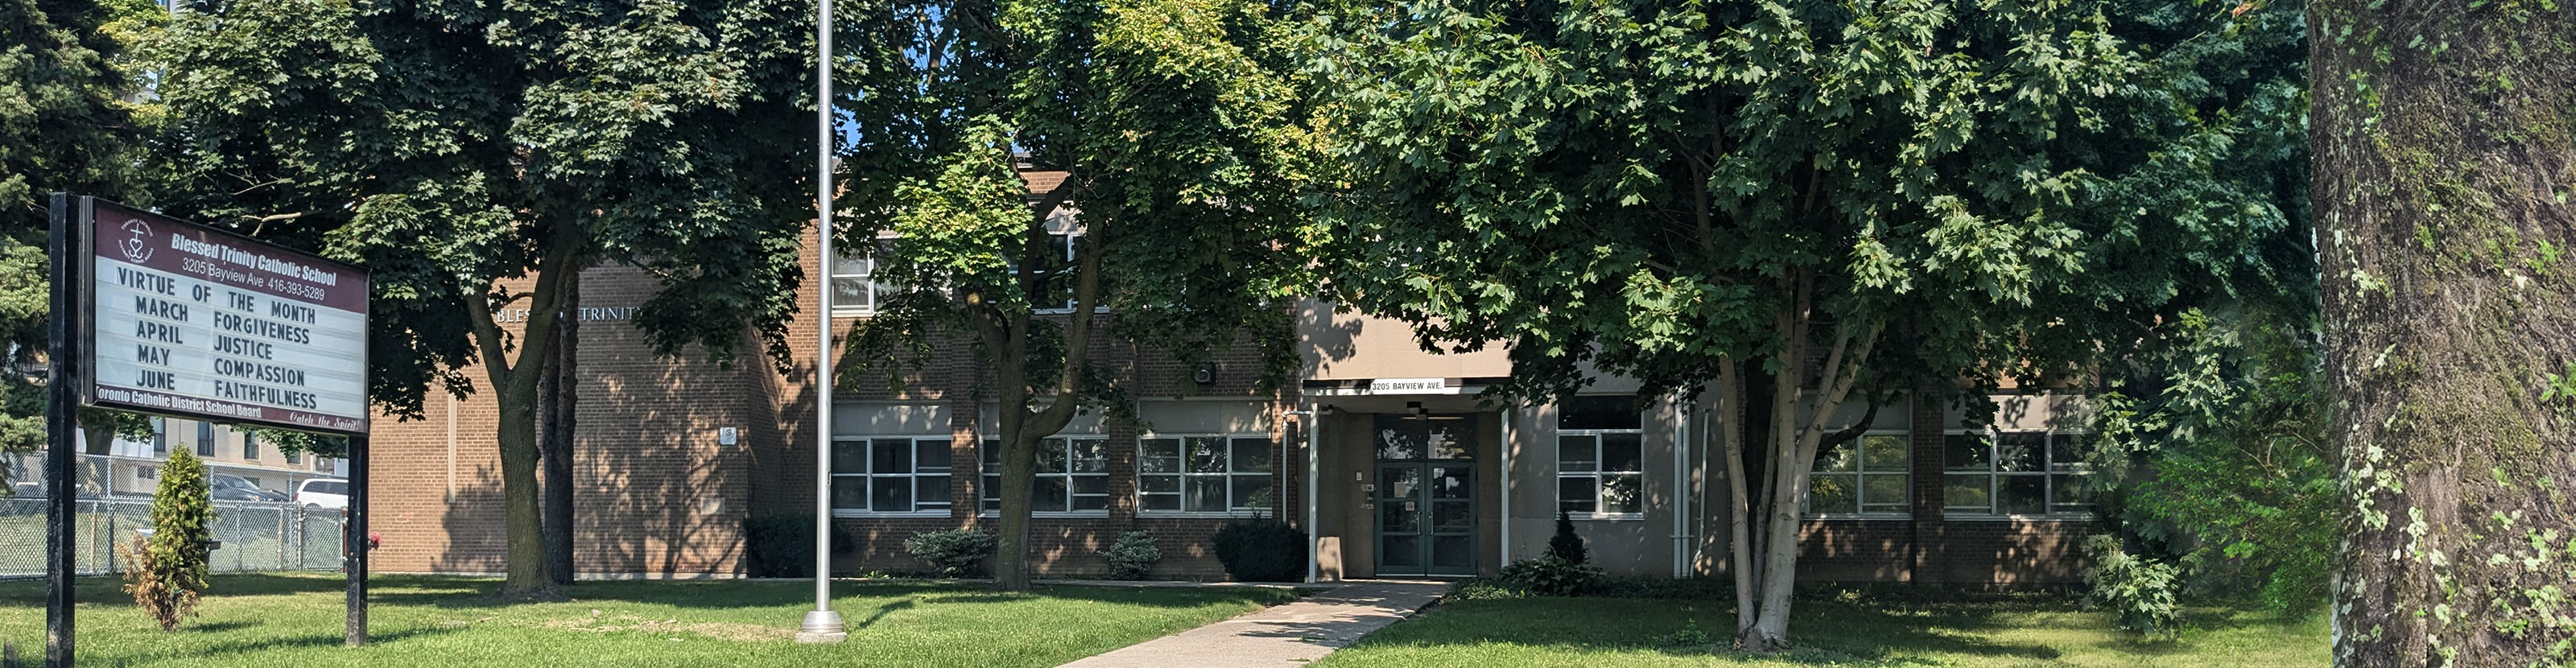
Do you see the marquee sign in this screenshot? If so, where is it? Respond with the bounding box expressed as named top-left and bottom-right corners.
top-left (79, 200), bottom-right (371, 435)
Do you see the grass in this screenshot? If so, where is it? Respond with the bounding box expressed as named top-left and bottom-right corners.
top-left (1315, 592), bottom-right (2330, 668)
top-left (0, 573), bottom-right (1296, 667)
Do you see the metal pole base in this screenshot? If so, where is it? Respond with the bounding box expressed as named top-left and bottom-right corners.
top-left (795, 609), bottom-right (847, 643)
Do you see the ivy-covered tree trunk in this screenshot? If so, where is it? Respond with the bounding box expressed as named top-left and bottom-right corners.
top-left (2312, 0), bottom-right (2576, 662)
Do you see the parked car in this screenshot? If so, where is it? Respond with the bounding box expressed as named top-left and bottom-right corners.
top-left (295, 478), bottom-right (349, 509)
top-left (211, 473), bottom-right (289, 502)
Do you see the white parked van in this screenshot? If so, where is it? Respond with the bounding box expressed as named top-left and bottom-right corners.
top-left (295, 478), bottom-right (349, 509)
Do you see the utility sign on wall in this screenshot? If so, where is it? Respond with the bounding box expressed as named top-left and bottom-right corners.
top-left (80, 200), bottom-right (371, 435)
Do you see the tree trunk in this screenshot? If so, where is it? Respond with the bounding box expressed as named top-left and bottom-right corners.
top-left (2313, 1), bottom-right (2576, 663)
top-left (1717, 360), bottom-right (1756, 639)
top-left (464, 221), bottom-right (581, 600)
top-left (539, 269), bottom-right (580, 586)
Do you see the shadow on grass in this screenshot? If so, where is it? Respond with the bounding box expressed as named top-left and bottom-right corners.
top-left (165, 625), bottom-right (462, 662)
top-left (1348, 596), bottom-right (2091, 665)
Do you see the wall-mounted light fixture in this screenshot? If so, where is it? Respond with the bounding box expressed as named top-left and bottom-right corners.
top-left (1406, 401), bottom-right (1427, 419)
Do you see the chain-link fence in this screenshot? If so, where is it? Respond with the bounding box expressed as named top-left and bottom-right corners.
top-left (0, 450), bottom-right (346, 579)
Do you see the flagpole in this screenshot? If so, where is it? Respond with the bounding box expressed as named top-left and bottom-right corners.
top-left (796, 0), bottom-right (847, 644)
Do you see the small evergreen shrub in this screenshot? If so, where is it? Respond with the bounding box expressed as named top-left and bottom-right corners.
top-left (2083, 534), bottom-right (2184, 641)
top-left (1547, 510), bottom-right (1587, 563)
top-left (1100, 530), bottom-right (1162, 580)
top-left (741, 513), bottom-right (854, 578)
top-left (1209, 520), bottom-right (1304, 582)
top-left (120, 450), bottom-right (212, 631)
top-left (904, 529), bottom-right (997, 577)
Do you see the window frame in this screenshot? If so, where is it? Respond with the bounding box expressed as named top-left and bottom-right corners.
top-left (1800, 431), bottom-right (1914, 520)
top-left (978, 435), bottom-right (1112, 517)
top-left (243, 431), bottom-right (259, 460)
top-left (1939, 429), bottom-right (2099, 520)
top-left (1554, 396), bottom-right (1647, 521)
top-left (195, 423), bottom-right (213, 457)
top-left (1136, 432), bottom-right (1278, 517)
top-left (827, 237), bottom-right (899, 317)
top-left (828, 435), bottom-right (957, 518)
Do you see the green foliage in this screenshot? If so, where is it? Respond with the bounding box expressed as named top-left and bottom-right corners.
top-left (1208, 520), bottom-right (1305, 582)
top-left (1547, 510), bottom-right (1587, 565)
top-left (2095, 306), bottom-right (2334, 615)
top-left (1498, 555), bottom-right (1606, 597)
top-left (1653, 618), bottom-right (1715, 647)
top-left (2540, 363), bottom-right (2576, 406)
top-left (2083, 535), bottom-right (2184, 641)
top-left (741, 513), bottom-right (855, 579)
top-left (903, 529), bottom-right (999, 578)
top-left (1100, 530), bottom-right (1162, 580)
top-left (120, 449), bottom-right (213, 631)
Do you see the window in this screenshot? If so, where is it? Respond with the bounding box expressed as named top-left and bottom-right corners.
top-left (285, 449), bottom-right (299, 465)
top-left (980, 437), bottom-right (1109, 513)
top-left (138, 466), bottom-right (156, 480)
top-left (831, 436), bottom-right (954, 514)
top-left (1942, 431), bottom-right (2096, 517)
top-left (1138, 435), bottom-right (1275, 514)
top-left (1806, 434), bottom-right (1911, 516)
top-left (151, 419), bottom-right (166, 456)
top-left (243, 431), bottom-right (259, 460)
top-left (1557, 395), bottom-right (1644, 516)
top-left (828, 239), bottom-right (897, 315)
top-left (196, 423), bottom-right (213, 457)
top-left (1015, 231), bottom-right (1083, 313)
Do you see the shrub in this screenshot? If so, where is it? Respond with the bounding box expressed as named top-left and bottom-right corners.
top-left (904, 529), bottom-right (997, 577)
top-left (741, 513), bottom-right (854, 578)
top-left (1547, 510), bottom-right (1587, 564)
top-left (1209, 519), bottom-right (1304, 582)
top-left (1100, 530), bottom-right (1161, 580)
top-left (1497, 555), bottom-right (1604, 596)
top-left (121, 450), bottom-right (212, 631)
top-left (2084, 534), bottom-right (2183, 641)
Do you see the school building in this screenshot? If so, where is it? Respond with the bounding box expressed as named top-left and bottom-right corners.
top-left (365, 171), bottom-right (2103, 583)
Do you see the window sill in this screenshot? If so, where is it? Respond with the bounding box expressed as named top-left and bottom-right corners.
top-left (1942, 513), bottom-right (2103, 522)
top-left (1802, 513), bottom-right (1914, 522)
top-left (1137, 511), bottom-right (1278, 519)
top-left (831, 510), bottom-right (951, 518)
top-left (976, 511), bottom-right (1112, 518)
top-left (1566, 513), bottom-right (1645, 522)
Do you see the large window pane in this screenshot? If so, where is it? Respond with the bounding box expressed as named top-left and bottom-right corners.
top-left (1068, 439), bottom-right (1108, 472)
top-left (1996, 475), bottom-right (2046, 514)
top-left (1944, 474), bottom-right (1992, 513)
top-left (871, 476), bottom-right (912, 512)
top-left (1806, 473), bottom-right (1859, 514)
top-left (1559, 395), bottom-right (1642, 431)
top-left (1943, 434), bottom-right (1992, 471)
top-left (872, 439), bottom-right (911, 475)
top-left (1140, 439), bottom-right (1181, 473)
top-left (1814, 439), bottom-right (1860, 472)
top-left (1140, 493), bottom-right (1181, 511)
top-left (1231, 438), bottom-right (1275, 472)
top-left (1187, 477), bottom-right (1226, 512)
top-left (1995, 433), bottom-right (2046, 472)
top-left (832, 439), bottom-right (868, 474)
top-left (1863, 474), bottom-right (1911, 513)
top-left (1187, 437), bottom-right (1228, 472)
top-left (1600, 434), bottom-right (1643, 472)
top-left (1558, 477), bottom-right (1597, 513)
top-left (1231, 475), bottom-right (1273, 509)
top-left (1862, 435), bottom-right (1909, 472)
top-left (1038, 439), bottom-right (1067, 473)
top-left (1600, 473), bottom-right (1641, 513)
top-left (2051, 473), bottom-right (2096, 513)
top-left (1556, 435), bottom-right (1596, 472)
top-left (832, 479), bottom-right (868, 509)
top-left (1374, 414), bottom-right (1422, 460)
top-left (832, 278), bottom-right (871, 311)
top-left (1071, 476), bottom-right (1108, 496)
top-left (917, 439), bottom-right (952, 471)
top-left (2050, 433), bottom-right (2092, 472)
top-left (916, 476), bottom-right (951, 506)
top-left (1034, 476), bottom-right (1068, 512)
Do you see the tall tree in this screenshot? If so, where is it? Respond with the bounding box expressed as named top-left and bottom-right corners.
top-left (2311, 0), bottom-right (2576, 661)
top-left (147, 0), bottom-right (813, 596)
top-left (832, 0), bottom-right (1320, 590)
top-left (2, 0), bottom-right (160, 476)
top-left (1307, 0), bottom-right (2307, 649)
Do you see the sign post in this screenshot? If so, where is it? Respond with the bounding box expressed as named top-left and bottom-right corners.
top-left (45, 195), bottom-right (373, 664)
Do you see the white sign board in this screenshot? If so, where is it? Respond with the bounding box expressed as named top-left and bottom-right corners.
top-left (1366, 377), bottom-right (1453, 394)
top-left (83, 200), bottom-right (371, 435)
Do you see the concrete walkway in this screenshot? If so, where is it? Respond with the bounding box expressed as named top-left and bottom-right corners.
top-left (1058, 581), bottom-right (1447, 667)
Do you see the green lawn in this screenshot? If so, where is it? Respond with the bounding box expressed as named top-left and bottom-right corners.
top-left (0, 573), bottom-right (1296, 667)
top-left (1316, 594), bottom-right (2329, 668)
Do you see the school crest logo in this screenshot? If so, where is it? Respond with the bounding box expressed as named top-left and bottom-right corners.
top-left (118, 218), bottom-right (154, 263)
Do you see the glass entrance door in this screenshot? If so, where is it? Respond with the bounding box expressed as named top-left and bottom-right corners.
top-left (1375, 462), bottom-right (1475, 576)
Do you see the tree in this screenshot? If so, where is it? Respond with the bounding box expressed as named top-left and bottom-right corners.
top-left (1307, 0), bottom-right (2308, 649)
top-left (118, 448), bottom-right (213, 631)
top-left (1, 0), bottom-right (163, 480)
top-left (147, 0), bottom-right (814, 596)
top-left (2094, 303), bottom-right (2334, 615)
top-left (2310, 0), bottom-right (2576, 661)
top-left (831, 0), bottom-right (1320, 590)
